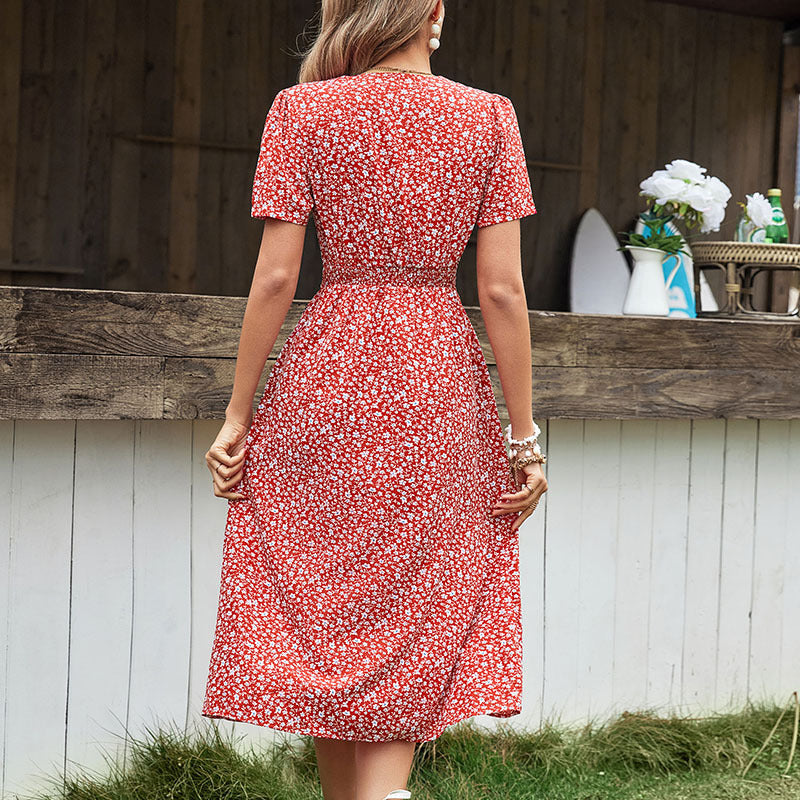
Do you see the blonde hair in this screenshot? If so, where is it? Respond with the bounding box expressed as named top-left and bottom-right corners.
top-left (294, 0), bottom-right (438, 84)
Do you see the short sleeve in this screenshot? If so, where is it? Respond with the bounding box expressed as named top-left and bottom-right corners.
top-left (475, 94), bottom-right (538, 228)
top-left (250, 88), bottom-right (314, 225)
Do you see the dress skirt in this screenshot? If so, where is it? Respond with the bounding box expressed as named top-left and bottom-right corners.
top-left (201, 271), bottom-right (523, 742)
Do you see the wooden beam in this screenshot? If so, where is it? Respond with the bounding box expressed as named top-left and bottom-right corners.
top-left (1, 285), bottom-right (799, 420)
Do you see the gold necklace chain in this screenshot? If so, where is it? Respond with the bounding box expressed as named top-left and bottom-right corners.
top-left (362, 65), bottom-right (436, 76)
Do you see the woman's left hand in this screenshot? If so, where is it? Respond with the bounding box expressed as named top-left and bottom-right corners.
top-left (206, 419), bottom-right (250, 500)
top-left (490, 462), bottom-right (547, 532)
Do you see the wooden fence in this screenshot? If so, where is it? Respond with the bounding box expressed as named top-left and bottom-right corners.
top-left (2, 415), bottom-right (799, 796)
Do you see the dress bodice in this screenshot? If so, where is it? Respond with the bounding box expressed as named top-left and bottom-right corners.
top-left (250, 71), bottom-right (537, 290)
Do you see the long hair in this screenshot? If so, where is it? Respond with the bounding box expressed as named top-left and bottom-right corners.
top-left (295, 0), bottom-right (439, 84)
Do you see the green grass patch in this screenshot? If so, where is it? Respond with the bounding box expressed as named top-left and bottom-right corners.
top-left (18, 697), bottom-right (800, 800)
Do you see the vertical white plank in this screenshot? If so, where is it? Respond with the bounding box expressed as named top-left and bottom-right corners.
top-left (65, 421), bottom-right (135, 781)
top-left (127, 421), bottom-right (193, 741)
top-left (4, 421), bottom-right (75, 797)
top-left (748, 420), bottom-right (790, 705)
top-left (682, 419), bottom-right (726, 714)
top-left (780, 419), bottom-right (800, 698)
top-left (716, 419), bottom-right (759, 711)
top-left (188, 420), bottom-right (228, 726)
top-left (647, 419), bottom-right (691, 713)
top-left (612, 419), bottom-right (657, 715)
top-left (575, 419), bottom-right (620, 724)
top-left (0, 421), bottom-right (14, 799)
top-left (187, 419), bottom-right (278, 751)
top-left (505, 419), bottom-right (547, 733)
top-left (541, 419), bottom-right (584, 726)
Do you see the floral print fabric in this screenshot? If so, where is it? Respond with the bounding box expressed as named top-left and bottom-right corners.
top-left (201, 70), bottom-right (537, 742)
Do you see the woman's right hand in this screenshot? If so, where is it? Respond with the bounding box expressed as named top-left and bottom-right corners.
top-left (205, 419), bottom-right (250, 500)
top-left (490, 462), bottom-right (548, 532)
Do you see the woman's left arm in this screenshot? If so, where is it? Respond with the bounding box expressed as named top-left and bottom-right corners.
top-left (206, 218), bottom-right (307, 499)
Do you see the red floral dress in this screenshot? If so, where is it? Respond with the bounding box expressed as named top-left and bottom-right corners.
top-left (201, 70), bottom-right (538, 742)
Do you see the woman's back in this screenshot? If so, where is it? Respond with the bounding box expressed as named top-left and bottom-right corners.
top-left (252, 71), bottom-right (537, 285)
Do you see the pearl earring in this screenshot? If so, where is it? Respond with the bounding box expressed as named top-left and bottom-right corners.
top-left (429, 15), bottom-right (443, 50)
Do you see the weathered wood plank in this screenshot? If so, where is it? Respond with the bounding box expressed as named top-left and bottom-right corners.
top-left (14, 0), bottom-right (54, 270)
top-left (520, 365), bottom-right (800, 420)
top-left (3, 350), bottom-right (800, 421)
top-left (106, 0), bottom-right (146, 291)
top-left (137, 0), bottom-right (174, 293)
top-left (3, 286), bottom-right (800, 369)
top-left (0, 0), bottom-right (23, 278)
top-left (46, 0), bottom-right (85, 285)
top-left (80, 0), bottom-right (115, 287)
top-left (168, 0), bottom-right (204, 293)
top-left (0, 353), bottom-right (165, 419)
top-left (2, 284), bottom-right (800, 418)
top-left (577, 0), bottom-right (604, 214)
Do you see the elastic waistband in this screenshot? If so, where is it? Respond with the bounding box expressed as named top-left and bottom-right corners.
top-left (320, 263), bottom-right (457, 289)
top-left (320, 278), bottom-right (456, 289)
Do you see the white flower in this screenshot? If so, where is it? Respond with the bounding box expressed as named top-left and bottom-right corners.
top-left (640, 159), bottom-right (730, 232)
top-left (703, 175), bottom-right (732, 204)
top-left (682, 183), bottom-right (717, 213)
top-left (745, 192), bottom-right (772, 228)
top-left (700, 204), bottom-right (725, 233)
top-left (665, 158), bottom-right (707, 183)
top-left (640, 171), bottom-right (690, 205)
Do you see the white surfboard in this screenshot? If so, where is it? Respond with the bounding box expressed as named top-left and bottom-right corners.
top-left (569, 208), bottom-right (631, 314)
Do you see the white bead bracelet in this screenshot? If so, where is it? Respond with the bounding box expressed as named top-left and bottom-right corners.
top-left (504, 422), bottom-right (547, 469)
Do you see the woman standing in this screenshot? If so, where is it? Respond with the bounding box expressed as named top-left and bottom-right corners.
top-left (201, 2), bottom-right (547, 798)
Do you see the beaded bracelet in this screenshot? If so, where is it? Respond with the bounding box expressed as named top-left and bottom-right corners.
top-left (504, 423), bottom-right (547, 475)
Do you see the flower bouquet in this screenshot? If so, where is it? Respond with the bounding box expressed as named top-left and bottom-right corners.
top-left (617, 159), bottom-right (731, 316)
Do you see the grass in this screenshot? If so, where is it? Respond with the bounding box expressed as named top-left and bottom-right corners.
top-left (18, 696), bottom-right (800, 800)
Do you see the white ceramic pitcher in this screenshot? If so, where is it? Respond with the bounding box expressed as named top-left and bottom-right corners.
top-left (622, 245), bottom-right (675, 316)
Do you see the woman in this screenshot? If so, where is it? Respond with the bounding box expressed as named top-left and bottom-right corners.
top-left (201, 1), bottom-right (548, 799)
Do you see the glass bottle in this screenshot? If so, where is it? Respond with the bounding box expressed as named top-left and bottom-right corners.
top-left (735, 207), bottom-right (766, 242)
top-left (764, 188), bottom-right (789, 243)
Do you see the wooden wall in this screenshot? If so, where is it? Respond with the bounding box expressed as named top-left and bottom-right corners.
top-left (0, 0), bottom-right (788, 310)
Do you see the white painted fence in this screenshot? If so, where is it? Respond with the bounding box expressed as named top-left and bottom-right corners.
top-left (1, 417), bottom-right (798, 798)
